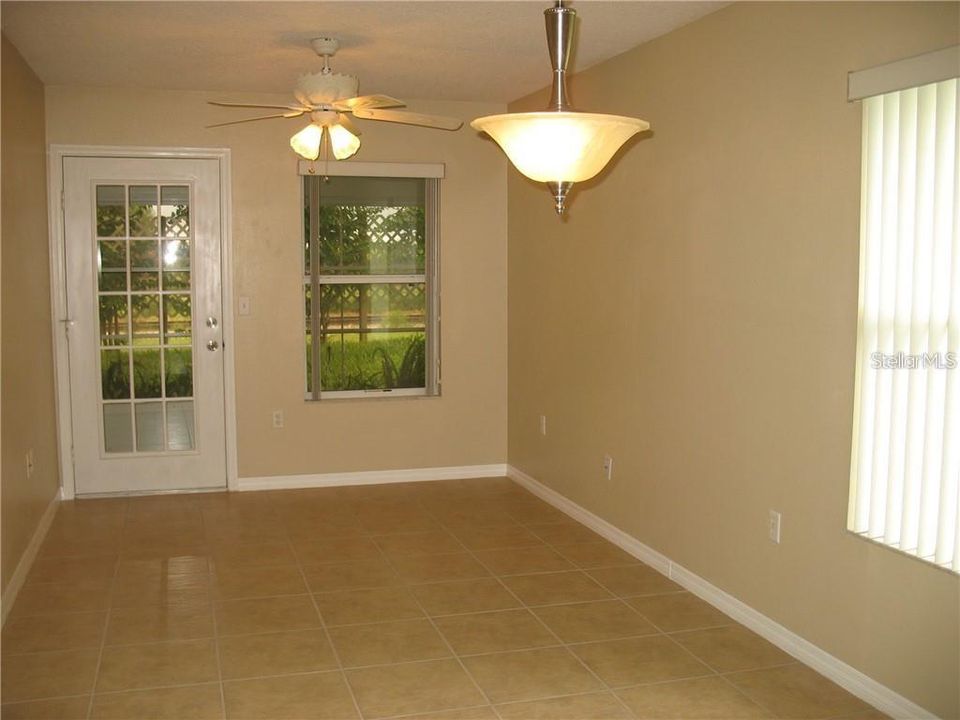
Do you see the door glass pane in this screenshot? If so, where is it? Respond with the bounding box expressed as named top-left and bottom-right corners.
top-left (163, 295), bottom-right (191, 343)
top-left (135, 402), bottom-right (164, 451)
top-left (99, 296), bottom-right (130, 346)
top-left (163, 238), bottom-right (190, 269)
top-left (131, 294), bottom-right (160, 345)
top-left (133, 349), bottom-right (162, 398)
top-left (130, 240), bottom-right (159, 290)
top-left (95, 183), bottom-right (199, 455)
top-left (101, 349), bottom-right (130, 400)
top-left (103, 403), bottom-right (133, 453)
top-left (96, 185), bottom-right (126, 237)
top-left (98, 241), bottom-right (127, 291)
top-left (317, 177), bottom-right (426, 275)
top-left (319, 282), bottom-right (426, 391)
top-left (164, 348), bottom-right (193, 398)
top-left (160, 186), bottom-right (190, 238)
top-left (129, 186), bottom-right (158, 237)
top-left (166, 400), bottom-right (195, 451)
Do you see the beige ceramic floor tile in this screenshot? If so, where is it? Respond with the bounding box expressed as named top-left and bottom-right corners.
top-left (628, 593), bottom-right (733, 632)
top-left (497, 692), bottom-right (633, 719)
top-left (672, 625), bottom-right (793, 673)
top-left (533, 600), bottom-right (658, 643)
top-left (450, 525), bottom-right (545, 551)
top-left (329, 618), bottom-right (452, 667)
top-left (347, 658), bottom-right (486, 718)
top-left (617, 676), bottom-right (772, 719)
top-left (90, 684), bottom-right (223, 719)
top-left (391, 552), bottom-right (491, 584)
top-left (303, 559), bottom-right (402, 592)
top-left (11, 580), bottom-right (111, 616)
top-left (96, 639), bottom-right (219, 692)
top-left (294, 535), bottom-right (384, 565)
top-left (503, 501), bottom-right (569, 525)
top-left (215, 594), bottom-right (321, 636)
top-left (105, 601), bottom-right (214, 645)
top-left (410, 578), bottom-right (522, 616)
top-left (110, 570), bottom-right (211, 609)
top-left (211, 541), bottom-right (297, 568)
top-left (461, 647), bottom-right (603, 704)
top-left (2, 611), bottom-right (106, 654)
top-left (571, 635), bottom-right (712, 687)
top-left (213, 563), bottom-right (308, 600)
top-left (0, 695), bottom-right (92, 719)
top-left (374, 530), bottom-right (464, 559)
top-left (526, 521), bottom-right (603, 546)
top-left (26, 554), bottom-right (118, 585)
top-left (401, 706), bottom-right (497, 720)
top-left (500, 571), bottom-right (612, 606)
top-left (218, 628), bottom-right (339, 679)
top-left (224, 671), bottom-right (359, 719)
top-left (587, 565), bottom-right (682, 597)
top-left (726, 664), bottom-right (875, 719)
top-left (553, 542), bottom-right (640, 569)
top-left (0, 648), bottom-right (99, 702)
top-left (434, 609), bottom-right (557, 655)
top-left (314, 586), bottom-right (425, 626)
top-left (472, 546), bottom-right (574, 575)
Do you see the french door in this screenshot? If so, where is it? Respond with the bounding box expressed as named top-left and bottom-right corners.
top-left (63, 156), bottom-right (227, 494)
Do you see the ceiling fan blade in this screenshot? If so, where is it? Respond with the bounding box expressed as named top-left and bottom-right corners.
top-left (352, 108), bottom-right (463, 131)
top-left (337, 113), bottom-right (362, 137)
top-left (205, 111), bottom-right (304, 128)
top-left (334, 94), bottom-right (406, 112)
top-left (208, 101), bottom-right (309, 112)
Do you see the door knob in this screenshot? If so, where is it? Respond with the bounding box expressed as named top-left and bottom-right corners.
top-left (206, 340), bottom-right (220, 351)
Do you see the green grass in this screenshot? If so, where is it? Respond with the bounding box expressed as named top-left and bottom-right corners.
top-left (307, 333), bottom-right (426, 392)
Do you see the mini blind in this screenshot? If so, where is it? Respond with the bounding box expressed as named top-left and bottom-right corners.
top-left (849, 77), bottom-right (959, 572)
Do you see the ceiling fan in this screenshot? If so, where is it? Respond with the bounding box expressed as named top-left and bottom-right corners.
top-left (206, 37), bottom-right (463, 161)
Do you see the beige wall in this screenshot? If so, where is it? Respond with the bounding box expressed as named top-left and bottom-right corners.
top-left (1, 35), bottom-right (59, 592)
top-left (507, 3), bottom-right (959, 717)
top-left (45, 86), bottom-right (508, 479)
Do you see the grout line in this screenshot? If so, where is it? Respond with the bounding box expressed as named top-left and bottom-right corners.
top-left (83, 502), bottom-right (128, 720)
top-left (199, 502), bottom-right (229, 720)
top-left (284, 507), bottom-right (368, 720)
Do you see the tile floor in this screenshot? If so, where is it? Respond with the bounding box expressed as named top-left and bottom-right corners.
top-left (1, 478), bottom-right (887, 719)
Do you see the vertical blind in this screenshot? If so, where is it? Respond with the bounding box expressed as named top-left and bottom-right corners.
top-left (849, 78), bottom-right (959, 573)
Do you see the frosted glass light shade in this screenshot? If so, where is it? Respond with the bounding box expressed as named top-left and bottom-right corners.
top-left (328, 123), bottom-right (361, 160)
top-left (290, 123), bottom-right (324, 161)
top-left (470, 111), bottom-right (649, 183)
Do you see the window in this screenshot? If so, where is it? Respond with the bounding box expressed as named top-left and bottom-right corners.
top-left (302, 171), bottom-right (440, 399)
top-left (849, 76), bottom-right (959, 572)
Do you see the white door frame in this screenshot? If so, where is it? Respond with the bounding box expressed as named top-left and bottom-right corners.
top-left (48, 145), bottom-right (239, 498)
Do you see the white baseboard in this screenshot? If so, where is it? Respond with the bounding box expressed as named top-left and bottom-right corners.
top-left (1, 490), bottom-right (61, 626)
top-left (238, 463), bottom-right (509, 492)
top-left (506, 465), bottom-right (937, 720)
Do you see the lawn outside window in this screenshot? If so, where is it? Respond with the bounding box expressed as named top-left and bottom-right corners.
top-left (301, 165), bottom-right (441, 399)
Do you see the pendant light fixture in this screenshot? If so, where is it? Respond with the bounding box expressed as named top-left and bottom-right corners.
top-left (471, 1), bottom-right (649, 215)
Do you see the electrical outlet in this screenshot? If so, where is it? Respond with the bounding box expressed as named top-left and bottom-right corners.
top-left (25, 449), bottom-right (35, 479)
top-left (768, 510), bottom-right (782, 544)
top-left (539, 415), bottom-right (547, 436)
top-left (603, 455), bottom-right (614, 480)
top-left (272, 410), bottom-right (284, 429)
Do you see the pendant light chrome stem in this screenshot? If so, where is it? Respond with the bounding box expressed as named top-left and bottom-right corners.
top-left (544, 0), bottom-right (575, 112)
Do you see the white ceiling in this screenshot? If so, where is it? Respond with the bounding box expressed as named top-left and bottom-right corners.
top-left (1, 1), bottom-right (722, 103)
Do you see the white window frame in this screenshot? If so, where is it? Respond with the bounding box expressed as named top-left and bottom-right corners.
top-left (299, 161), bottom-right (443, 400)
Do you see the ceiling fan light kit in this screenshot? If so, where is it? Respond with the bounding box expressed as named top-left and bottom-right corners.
top-left (471, 1), bottom-right (649, 215)
top-left (207, 36), bottom-right (462, 162)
